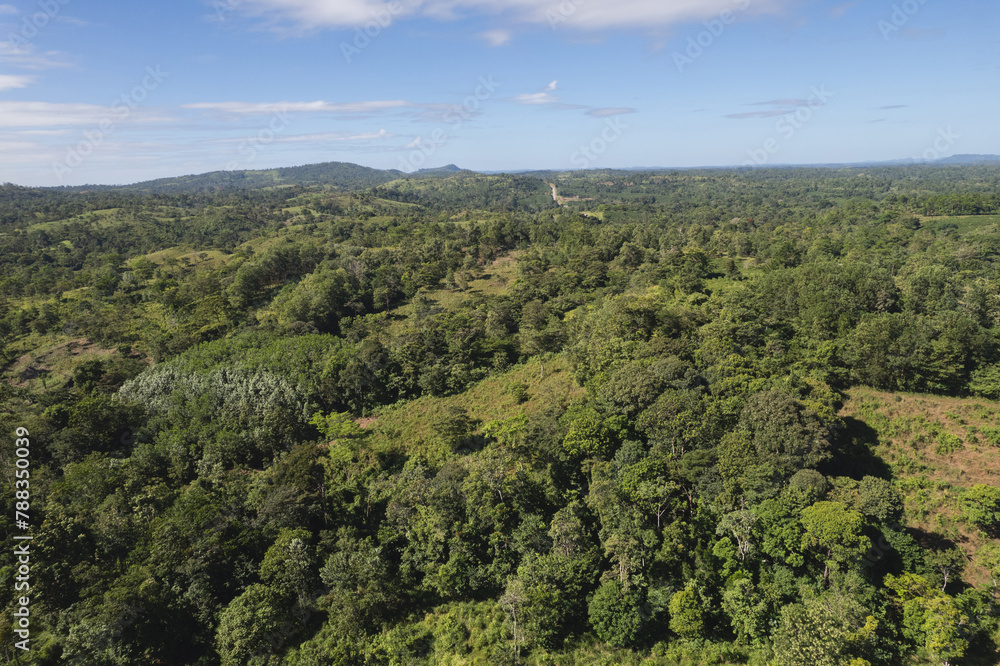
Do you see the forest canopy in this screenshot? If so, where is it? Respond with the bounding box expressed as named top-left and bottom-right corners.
top-left (1, 163), bottom-right (999, 664)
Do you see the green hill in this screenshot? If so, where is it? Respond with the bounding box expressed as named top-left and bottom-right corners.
top-left (63, 160), bottom-right (406, 193)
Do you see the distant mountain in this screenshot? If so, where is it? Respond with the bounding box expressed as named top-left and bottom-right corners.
top-left (935, 154), bottom-right (1000, 165)
top-left (412, 164), bottom-right (468, 177)
top-left (64, 161), bottom-right (405, 194)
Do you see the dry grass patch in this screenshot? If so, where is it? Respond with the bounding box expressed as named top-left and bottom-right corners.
top-left (144, 246), bottom-right (231, 271)
top-left (840, 386), bottom-right (1000, 586)
top-left (4, 337), bottom-right (121, 389)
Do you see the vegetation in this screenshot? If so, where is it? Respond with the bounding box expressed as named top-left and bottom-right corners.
top-left (1, 162), bottom-right (999, 664)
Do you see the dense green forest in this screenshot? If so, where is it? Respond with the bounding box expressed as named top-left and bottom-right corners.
top-left (1, 162), bottom-right (999, 665)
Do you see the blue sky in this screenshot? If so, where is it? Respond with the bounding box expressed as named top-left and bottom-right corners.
top-left (0, 0), bottom-right (997, 185)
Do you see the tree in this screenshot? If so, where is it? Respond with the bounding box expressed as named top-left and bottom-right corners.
top-left (668, 583), bottom-right (705, 638)
top-left (844, 313), bottom-right (924, 391)
top-left (309, 411), bottom-right (364, 441)
top-left (857, 475), bottom-right (904, 524)
top-left (718, 510), bottom-right (759, 563)
top-left (511, 552), bottom-right (596, 649)
top-left (561, 404), bottom-right (627, 459)
top-left (259, 529), bottom-right (318, 611)
top-left (266, 267), bottom-right (352, 333)
top-left (884, 573), bottom-right (969, 666)
top-left (785, 469), bottom-right (830, 509)
top-left (592, 359), bottom-right (668, 418)
top-left (924, 547), bottom-right (967, 593)
top-left (499, 577), bottom-right (527, 664)
top-left (771, 592), bottom-right (880, 666)
top-left (547, 501), bottom-right (591, 558)
top-left (800, 501), bottom-right (869, 583)
top-left (721, 577), bottom-right (770, 646)
top-left (215, 584), bottom-right (287, 666)
top-left (977, 543), bottom-right (1000, 599)
top-left (319, 529), bottom-right (395, 637)
top-left (131, 256), bottom-right (155, 280)
top-left (587, 579), bottom-right (644, 648)
top-left (736, 390), bottom-right (834, 489)
top-left (429, 405), bottom-right (474, 453)
top-left (754, 499), bottom-right (805, 567)
top-left (616, 455), bottom-right (679, 528)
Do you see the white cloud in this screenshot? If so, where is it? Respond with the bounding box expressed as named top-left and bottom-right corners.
top-left (512, 80), bottom-right (589, 110)
top-left (0, 4), bottom-right (17, 15)
top-left (0, 102), bottom-right (172, 128)
top-left (215, 0), bottom-right (407, 33)
top-left (53, 15), bottom-right (90, 27)
top-left (514, 91), bottom-right (559, 106)
top-left (0, 74), bottom-right (33, 90)
top-left (270, 129), bottom-right (394, 142)
top-left (587, 107), bottom-right (637, 117)
top-left (0, 102), bottom-right (117, 127)
top-left (184, 100), bottom-right (487, 124)
top-left (223, 0), bottom-right (791, 31)
top-left (514, 80), bottom-right (560, 105)
top-left (10, 129), bottom-right (72, 136)
top-left (183, 100), bottom-right (412, 115)
top-left (0, 40), bottom-right (73, 70)
top-left (479, 29), bottom-right (511, 46)
top-left (0, 140), bottom-right (41, 153)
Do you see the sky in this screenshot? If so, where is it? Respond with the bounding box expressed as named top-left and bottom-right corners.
top-left (0, 0), bottom-right (997, 186)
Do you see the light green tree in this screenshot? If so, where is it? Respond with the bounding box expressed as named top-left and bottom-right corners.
top-left (884, 573), bottom-right (969, 666)
top-left (959, 484), bottom-right (1000, 532)
top-left (668, 583), bottom-right (705, 638)
top-left (215, 584), bottom-right (286, 666)
top-left (309, 410), bottom-right (364, 441)
top-left (800, 501), bottom-right (870, 583)
top-left (977, 543), bottom-right (1000, 598)
top-left (260, 529), bottom-right (317, 611)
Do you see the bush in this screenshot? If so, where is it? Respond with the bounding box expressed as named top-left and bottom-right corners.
top-left (935, 433), bottom-right (962, 455)
top-left (959, 484), bottom-right (1000, 532)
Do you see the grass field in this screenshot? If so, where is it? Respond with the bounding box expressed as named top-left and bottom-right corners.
top-left (143, 246), bottom-right (231, 270)
top-left (363, 354), bottom-right (584, 464)
top-left (840, 386), bottom-right (1000, 586)
top-left (25, 208), bottom-right (124, 233)
top-left (384, 252), bottom-right (521, 338)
